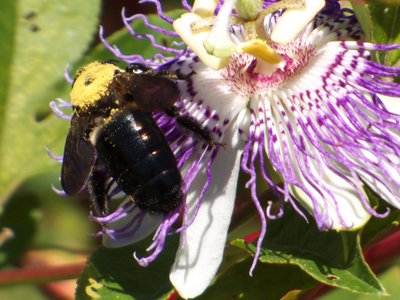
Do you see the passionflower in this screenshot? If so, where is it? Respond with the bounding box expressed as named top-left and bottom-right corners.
top-left (51, 0), bottom-right (400, 298)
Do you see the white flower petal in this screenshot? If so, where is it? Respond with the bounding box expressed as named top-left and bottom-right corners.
top-left (354, 96), bottom-right (400, 210)
top-left (360, 169), bottom-right (400, 210)
top-left (271, 0), bottom-right (325, 44)
top-left (289, 168), bottom-right (370, 230)
top-left (170, 125), bottom-right (243, 299)
top-left (176, 57), bottom-right (248, 137)
top-left (378, 94), bottom-right (400, 115)
top-left (262, 89), bottom-right (371, 230)
top-left (264, 110), bottom-right (371, 230)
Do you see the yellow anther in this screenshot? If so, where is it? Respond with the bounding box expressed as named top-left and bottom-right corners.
top-left (239, 39), bottom-right (282, 64)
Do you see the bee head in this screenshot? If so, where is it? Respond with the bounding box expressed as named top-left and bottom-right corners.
top-left (70, 61), bottom-right (122, 109)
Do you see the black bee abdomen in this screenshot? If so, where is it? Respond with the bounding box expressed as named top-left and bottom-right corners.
top-left (95, 110), bottom-right (182, 213)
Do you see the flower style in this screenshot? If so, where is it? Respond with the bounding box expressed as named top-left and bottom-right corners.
top-left (51, 0), bottom-right (400, 298)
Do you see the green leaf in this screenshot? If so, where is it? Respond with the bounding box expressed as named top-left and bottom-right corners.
top-left (0, 0), bottom-right (17, 123)
top-left (0, 171), bottom-right (95, 267)
top-left (0, 0), bottom-right (101, 205)
top-left (231, 205), bottom-right (386, 296)
top-left (197, 258), bottom-right (317, 300)
top-left (0, 189), bottom-right (40, 266)
top-left (0, 283), bottom-right (46, 300)
top-left (349, 1), bottom-right (373, 41)
top-left (320, 263), bottom-right (400, 300)
top-left (76, 236), bottom-right (178, 300)
top-left (25, 172), bottom-right (95, 251)
top-left (350, 0), bottom-right (400, 66)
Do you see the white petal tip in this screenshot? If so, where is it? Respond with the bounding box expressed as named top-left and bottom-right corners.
top-left (271, 0), bottom-right (325, 44)
top-left (290, 179), bottom-right (371, 232)
top-left (169, 273), bottom-right (203, 299)
top-left (377, 94), bottom-right (400, 115)
top-left (192, 0), bottom-right (219, 17)
top-left (170, 140), bottom-right (243, 299)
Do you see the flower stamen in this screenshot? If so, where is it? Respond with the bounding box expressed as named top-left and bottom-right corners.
top-left (203, 0), bottom-right (238, 58)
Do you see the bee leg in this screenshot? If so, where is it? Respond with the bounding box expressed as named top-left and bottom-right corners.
top-left (125, 63), bottom-right (196, 80)
top-left (125, 63), bottom-right (179, 78)
top-left (153, 69), bottom-right (196, 80)
top-left (87, 167), bottom-right (110, 217)
top-left (165, 106), bottom-right (223, 147)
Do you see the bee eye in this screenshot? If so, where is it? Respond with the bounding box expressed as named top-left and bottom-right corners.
top-left (131, 68), bottom-right (143, 74)
top-left (84, 78), bottom-right (93, 86)
top-left (125, 63), bottom-right (151, 74)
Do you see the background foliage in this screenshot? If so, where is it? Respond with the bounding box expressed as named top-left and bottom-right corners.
top-left (0, 0), bottom-right (399, 299)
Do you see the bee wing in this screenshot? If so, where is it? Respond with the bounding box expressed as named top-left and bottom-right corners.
top-left (61, 113), bottom-right (96, 195)
top-left (124, 73), bottom-right (179, 111)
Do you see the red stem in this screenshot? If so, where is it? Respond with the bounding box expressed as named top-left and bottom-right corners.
top-left (166, 291), bottom-right (179, 300)
top-left (0, 263), bottom-right (85, 286)
top-left (364, 229), bottom-right (400, 273)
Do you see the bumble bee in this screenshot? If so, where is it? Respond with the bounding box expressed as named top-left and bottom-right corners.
top-left (61, 61), bottom-right (214, 216)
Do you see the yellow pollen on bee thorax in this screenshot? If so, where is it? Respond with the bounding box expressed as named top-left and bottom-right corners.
top-left (102, 108), bottom-right (119, 125)
top-left (70, 61), bottom-right (122, 109)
